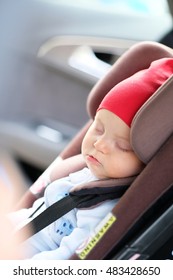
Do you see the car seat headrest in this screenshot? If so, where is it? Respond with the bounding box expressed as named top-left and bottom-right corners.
top-left (131, 75), bottom-right (173, 164)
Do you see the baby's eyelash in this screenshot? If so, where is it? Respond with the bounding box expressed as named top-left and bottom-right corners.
top-left (94, 123), bottom-right (104, 134)
top-left (120, 147), bottom-right (129, 152)
top-left (116, 142), bottom-right (131, 152)
top-left (118, 146), bottom-right (128, 152)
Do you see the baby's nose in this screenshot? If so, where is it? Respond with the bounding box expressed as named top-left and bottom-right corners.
top-left (94, 137), bottom-right (110, 154)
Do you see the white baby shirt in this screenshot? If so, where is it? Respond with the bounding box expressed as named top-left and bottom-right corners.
top-left (14, 168), bottom-right (118, 259)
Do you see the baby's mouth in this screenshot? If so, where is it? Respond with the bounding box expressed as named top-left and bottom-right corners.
top-left (86, 155), bottom-right (100, 165)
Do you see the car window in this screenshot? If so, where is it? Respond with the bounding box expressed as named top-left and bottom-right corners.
top-left (50, 0), bottom-right (169, 15)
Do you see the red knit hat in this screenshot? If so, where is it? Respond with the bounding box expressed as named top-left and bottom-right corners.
top-left (98, 58), bottom-right (173, 127)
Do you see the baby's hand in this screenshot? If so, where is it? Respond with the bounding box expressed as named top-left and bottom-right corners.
top-left (30, 175), bottom-right (51, 195)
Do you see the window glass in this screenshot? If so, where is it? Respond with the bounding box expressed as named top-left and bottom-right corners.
top-left (47, 0), bottom-right (169, 15)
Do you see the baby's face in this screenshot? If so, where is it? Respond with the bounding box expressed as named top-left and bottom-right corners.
top-left (82, 109), bottom-right (144, 179)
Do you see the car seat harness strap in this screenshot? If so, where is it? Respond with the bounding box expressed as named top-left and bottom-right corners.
top-left (16, 184), bottom-right (129, 241)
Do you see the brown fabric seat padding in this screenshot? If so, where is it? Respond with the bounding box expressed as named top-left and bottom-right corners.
top-left (131, 76), bottom-right (173, 164)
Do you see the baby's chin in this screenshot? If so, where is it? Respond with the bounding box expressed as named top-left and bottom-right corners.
top-left (89, 169), bottom-right (109, 180)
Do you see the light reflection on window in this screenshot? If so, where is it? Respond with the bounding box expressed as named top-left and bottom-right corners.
top-left (49, 0), bottom-right (169, 15)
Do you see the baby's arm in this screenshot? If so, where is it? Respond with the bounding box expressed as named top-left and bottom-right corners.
top-left (15, 154), bottom-right (86, 210)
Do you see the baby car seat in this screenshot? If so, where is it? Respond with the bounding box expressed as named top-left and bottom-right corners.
top-left (15, 41), bottom-right (173, 210)
top-left (16, 41), bottom-right (173, 260)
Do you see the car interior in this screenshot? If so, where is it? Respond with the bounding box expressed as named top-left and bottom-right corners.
top-left (14, 40), bottom-right (173, 260)
top-left (0, 0), bottom-right (173, 260)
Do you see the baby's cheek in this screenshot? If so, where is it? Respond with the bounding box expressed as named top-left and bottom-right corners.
top-left (106, 157), bottom-right (131, 178)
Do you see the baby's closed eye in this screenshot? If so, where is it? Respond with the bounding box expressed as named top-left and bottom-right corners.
top-left (116, 140), bottom-right (132, 152)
